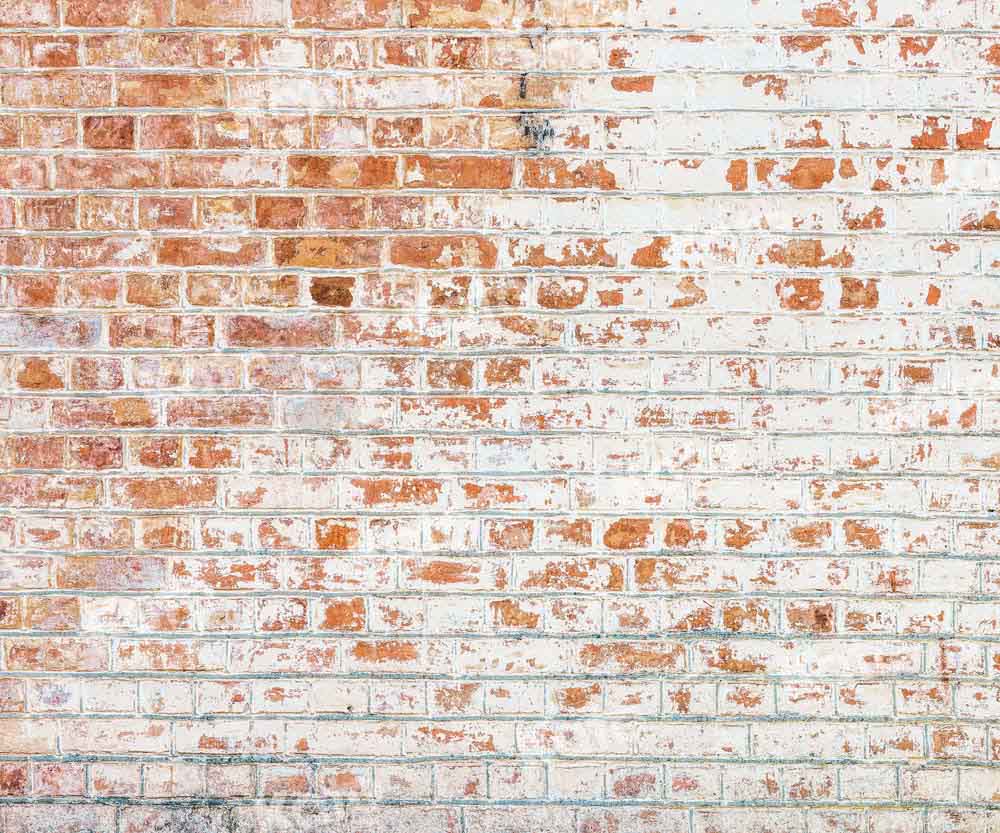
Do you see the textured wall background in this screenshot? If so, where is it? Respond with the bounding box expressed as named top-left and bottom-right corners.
top-left (1, 0), bottom-right (999, 830)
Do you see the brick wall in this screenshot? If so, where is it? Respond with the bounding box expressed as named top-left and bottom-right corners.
top-left (1, 0), bottom-right (999, 830)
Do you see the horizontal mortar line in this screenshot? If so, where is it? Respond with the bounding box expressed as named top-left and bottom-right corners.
top-left (1, 508), bottom-right (996, 516)
top-left (0, 470), bottom-right (990, 479)
top-left (11, 106), bottom-right (1000, 115)
top-left (0, 413), bottom-right (994, 420)
top-left (0, 232), bottom-right (996, 242)
top-left (0, 279), bottom-right (994, 288)
top-left (1, 269), bottom-right (995, 279)
top-left (0, 711), bottom-right (993, 722)
top-left (10, 67), bottom-right (1000, 78)
top-left (0, 635), bottom-right (987, 645)
top-left (0, 261), bottom-right (991, 271)
top-left (8, 194), bottom-right (1000, 204)
top-left (5, 221), bottom-right (1000, 228)
top-left (3, 390), bottom-right (999, 398)
top-left (1, 469), bottom-right (997, 478)
top-left (0, 227), bottom-right (995, 236)
top-left (0, 447), bottom-right (990, 457)
top-left (1, 193), bottom-right (996, 205)
top-left (0, 229), bottom-right (997, 239)
top-left (0, 671), bottom-right (986, 682)
top-left (4, 428), bottom-right (1000, 438)
top-left (0, 722), bottom-right (991, 734)
top-left (0, 434), bottom-right (976, 443)
top-left (4, 97), bottom-right (1000, 106)
top-left (4, 313), bottom-right (999, 321)
top-left (0, 268), bottom-right (990, 276)
top-left (0, 637), bottom-right (993, 647)
top-left (0, 592), bottom-right (997, 601)
top-left (2, 627), bottom-right (999, 638)
top-left (0, 433), bottom-right (983, 441)
top-left (0, 754), bottom-right (987, 767)
top-left (27, 266), bottom-right (982, 278)
top-left (0, 584), bottom-right (992, 595)
top-left (0, 799), bottom-right (991, 813)
top-left (0, 386), bottom-right (981, 394)
top-left (0, 103), bottom-right (996, 114)
top-left (0, 785), bottom-right (988, 802)
top-left (0, 309), bottom-right (994, 318)
top-left (0, 143), bottom-right (998, 150)
top-left (12, 188), bottom-right (1000, 199)
top-left (0, 364), bottom-right (993, 373)
top-left (13, 64), bottom-right (1000, 73)
top-left (4, 510), bottom-right (997, 520)
top-left (9, 24), bottom-right (1000, 34)
top-left (33, 360), bottom-right (976, 368)
top-left (3, 390), bottom-right (998, 398)
top-left (0, 349), bottom-right (995, 357)
top-left (32, 582), bottom-right (998, 592)
top-left (8, 149), bottom-right (1000, 157)
top-left (0, 326), bottom-right (1000, 336)
top-left (0, 671), bottom-right (986, 681)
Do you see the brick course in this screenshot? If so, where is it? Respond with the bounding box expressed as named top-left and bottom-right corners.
top-left (1, 0), bottom-right (1000, 830)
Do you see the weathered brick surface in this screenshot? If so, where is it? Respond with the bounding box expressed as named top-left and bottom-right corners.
top-left (1, 0), bottom-right (999, 830)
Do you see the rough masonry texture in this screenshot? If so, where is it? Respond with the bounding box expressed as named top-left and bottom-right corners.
top-left (2, 0), bottom-right (1000, 830)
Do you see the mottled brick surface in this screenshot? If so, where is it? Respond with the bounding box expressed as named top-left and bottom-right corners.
top-left (1, 0), bottom-right (999, 830)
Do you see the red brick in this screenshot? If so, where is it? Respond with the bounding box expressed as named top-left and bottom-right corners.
top-left (83, 116), bottom-right (135, 149)
top-left (117, 74), bottom-right (225, 107)
top-left (288, 155), bottom-right (397, 188)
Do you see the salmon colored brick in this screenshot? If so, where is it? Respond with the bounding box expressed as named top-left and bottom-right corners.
top-left (1, 0), bottom-right (999, 829)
